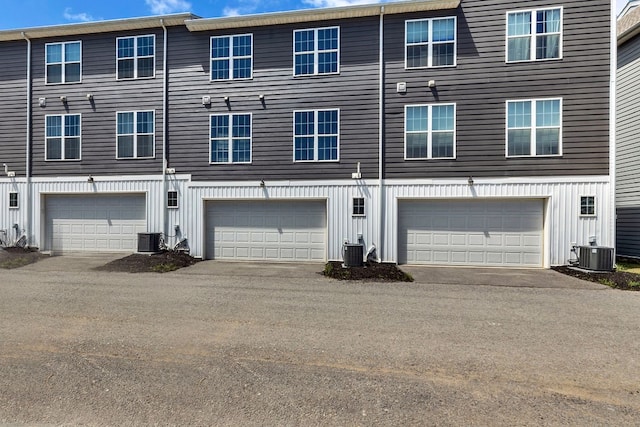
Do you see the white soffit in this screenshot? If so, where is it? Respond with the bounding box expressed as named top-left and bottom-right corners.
top-left (185, 0), bottom-right (461, 31)
top-left (0, 13), bottom-right (197, 42)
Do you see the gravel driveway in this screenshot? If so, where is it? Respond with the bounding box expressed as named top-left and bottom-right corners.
top-left (1, 258), bottom-right (639, 425)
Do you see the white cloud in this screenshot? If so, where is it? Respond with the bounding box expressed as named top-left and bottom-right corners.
top-left (303, 0), bottom-right (380, 7)
top-left (145, 0), bottom-right (192, 15)
top-left (223, 7), bottom-right (241, 17)
top-left (63, 8), bottom-right (94, 22)
top-left (222, 0), bottom-right (262, 17)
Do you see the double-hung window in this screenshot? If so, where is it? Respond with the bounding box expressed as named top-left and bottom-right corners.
top-left (507, 8), bottom-right (562, 62)
top-left (294, 27), bottom-right (339, 76)
top-left (507, 98), bottom-right (562, 157)
top-left (211, 34), bottom-right (253, 80)
top-left (405, 17), bottom-right (456, 68)
top-left (210, 113), bottom-right (252, 164)
top-left (294, 109), bottom-right (339, 162)
top-left (9, 192), bottom-right (18, 209)
top-left (45, 41), bottom-right (81, 84)
top-left (117, 111), bottom-right (155, 159)
top-left (580, 196), bottom-right (596, 217)
top-left (405, 104), bottom-right (456, 159)
top-left (45, 114), bottom-right (81, 160)
top-left (117, 35), bottom-right (155, 79)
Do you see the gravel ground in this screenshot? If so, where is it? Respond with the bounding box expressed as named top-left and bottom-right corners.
top-left (1, 261), bottom-right (639, 426)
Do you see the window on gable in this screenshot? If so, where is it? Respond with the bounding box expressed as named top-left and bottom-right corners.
top-left (117, 111), bottom-right (155, 159)
top-left (211, 34), bottom-right (253, 80)
top-left (117, 35), bottom-right (155, 79)
top-left (580, 196), bottom-right (596, 216)
top-left (167, 191), bottom-right (178, 208)
top-left (294, 26), bottom-right (339, 76)
top-left (210, 113), bottom-right (252, 164)
top-left (405, 104), bottom-right (455, 159)
top-left (405, 17), bottom-right (456, 69)
top-left (46, 41), bottom-right (81, 84)
top-left (294, 109), bottom-right (339, 162)
top-left (507, 8), bottom-right (562, 62)
top-left (45, 114), bottom-right (81, 161)
top-left (9, 192), bottom-right (18, 209)
top-left (353, 197), bottom-right (365, 216)
top-left (507, 98), bottom-right (561, 157)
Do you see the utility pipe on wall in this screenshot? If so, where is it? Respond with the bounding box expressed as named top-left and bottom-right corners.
top-left (22, 32), bottom-right (32, 245)
top-left (161, 19), bottom-right (168, 238)
top-left (377, 7), bottom-right (385, 262)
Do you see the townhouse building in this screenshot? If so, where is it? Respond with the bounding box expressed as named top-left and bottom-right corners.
top-left (0, 0), bottom-right (614, 267)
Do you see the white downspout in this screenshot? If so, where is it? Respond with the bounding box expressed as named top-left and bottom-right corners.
top-left (22, 32), bottom-right (32, 246)
top-left (377, 7), bottom-right (385, 262)
top-left (609, 0), bottom-right (616, 253)
top-left (161, 19), bottom-right (168, 238)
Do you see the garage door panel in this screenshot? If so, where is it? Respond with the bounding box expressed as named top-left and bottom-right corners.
top-left (46, 195), bottom-right (146, 253)
top-left (399, 199), bottom-right (543, 267)
top-left (206, 200), bottom-right (326, 262)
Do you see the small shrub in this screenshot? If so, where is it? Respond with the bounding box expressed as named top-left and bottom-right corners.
top-left (599, 278), bottom-right (615, 287)
top-left (150, 262), bottom-right (179, 273)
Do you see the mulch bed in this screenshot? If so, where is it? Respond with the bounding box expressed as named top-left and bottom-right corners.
top-left (323, 261), bottom-right (414, 282)
top-left (94, 251), bottom-right (199, 273)
top-left (552, 265), bottom-right (640, 291)
top-left (0, 246), bottom-right (46, 269)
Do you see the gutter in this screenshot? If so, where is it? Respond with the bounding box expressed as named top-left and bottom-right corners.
top-left (22, 32), bottom-right (32, 246)
top-left (377, 7), bottom-right (385, 263)
top-left (161, 19), bottom-right (168, 237)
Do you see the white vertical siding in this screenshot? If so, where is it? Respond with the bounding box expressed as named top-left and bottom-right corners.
top-left (187, 180), bottom-right (379, 260)
top-left (383, 177), bottom-right (613, 266)
top-left (0, 179), bottom-right (28, 243)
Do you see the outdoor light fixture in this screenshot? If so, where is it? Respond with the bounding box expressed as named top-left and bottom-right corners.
top-left (467, 176), bottom-right (474, 186)
top-left (60, 96), bottom-right (67, 103)
top-left (259, 180), bottom-right (265, 187)
top-left (87, 176), bottom-right (94, 183)
top-left (259, 94), bottom-right (265, 100)
top-left (86, 93), bottom-right (93, 100)
top-left (224, 96), bottom-right (229, 103)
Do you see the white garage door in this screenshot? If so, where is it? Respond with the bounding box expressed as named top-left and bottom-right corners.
top-left (206, 200), bottom-right (326, 261)
top-left (45, 194), bottom-right (147, 253)
top-left (398, 199), bottom-right (543, 267)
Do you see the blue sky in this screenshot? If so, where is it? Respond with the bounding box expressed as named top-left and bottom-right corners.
top-left (0, 0), bottom-right (630, 30)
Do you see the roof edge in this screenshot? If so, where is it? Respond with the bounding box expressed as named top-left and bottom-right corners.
top-left (0, 13), bottom-right (198, 42)
top-left (185, 0), bottom-right (461, 32)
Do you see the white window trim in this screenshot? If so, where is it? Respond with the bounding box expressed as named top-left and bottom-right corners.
top-left (505, 98), bottom-right (563, 158)
top-left (405, 17), bottom-right (457, 69)
top-left (209, 113), bottom-right (253, 165)
top-left (505, 7), bottom-right (563, 63)
top-left (352, 197), bottom-right (365, 217)
top-left (580, 196), bottom-right (597, 217)
top-left (293, 26), bottom-right (340, 77)
top-left (116, 34), bottom-right (156, 80)
top-left (45, 113), bottom-right (82, 161)
top-left (404, 103), bottom-right (457, 160)
top-left (167, 191), bottom-right (179, 209)
top-left (45, 41), bottom-right (82, 85)
top-left (292, 108), bottom-right (340, 163)
top-left (116, 111), bottom-right (156, 159)
top-left (9, 192), bottom-right (19, 209)
top-left (210, 34), bottom-right (253, 81)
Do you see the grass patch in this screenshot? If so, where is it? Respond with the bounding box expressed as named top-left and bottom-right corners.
top-left (150, 263), bottom-right (180, 273)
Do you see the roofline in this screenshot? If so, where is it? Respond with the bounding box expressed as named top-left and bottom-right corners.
top-left (618, 16), bottom-right (640, 45)
top-left (185, 0), bottom-right (461, 32)
top-left (0, 13), bottom-right (198, 42)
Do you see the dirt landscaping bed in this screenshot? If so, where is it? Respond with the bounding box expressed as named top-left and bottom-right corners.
top-left (0, 247), bottom-right (46, 269)
top-left (552, 265), bottom-right (640, 291)
top-left (94, 251), bottom-right (200, 273)
top-left (323, 261), bottom-right (414, 282)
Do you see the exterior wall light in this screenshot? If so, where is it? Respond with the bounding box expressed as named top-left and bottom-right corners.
top-left (467, 176), bottom-right (474, 186)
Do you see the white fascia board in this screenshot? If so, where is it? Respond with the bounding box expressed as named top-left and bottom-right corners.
top-left (185, 0), bottom-right (460, 31)
top-left (0, 13), bottom-right (197, 42)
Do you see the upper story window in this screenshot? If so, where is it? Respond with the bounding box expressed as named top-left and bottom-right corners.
top-left (580, 196), bottom-right (596, 217)
top-left (211, 34), bottom-right (253, 80)
top-left (210, 113), bottom-right (252, 164)
top-left (294, 27), bottom-right (339, 76)
top-left (405, 104), bottom-right (456, 159)
top-left (507, 8), bottom-right (562, 62)
top-left (117, 35), bottom-right (155, 80)
top-left (117, 111), bottom-right (155, 159)
top-left (45, 114), bottom-right (81, 161)
top-left (45, 41), bottom-right (81, 84)
top-left (405, 17), bottom-right (456, 68)
top-left (507, 98), bottom-right (562, 157)
top-left (294, 109), bottom-right (339, 162)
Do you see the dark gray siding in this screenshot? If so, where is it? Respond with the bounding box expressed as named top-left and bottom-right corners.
top-left (616, 32), bottom-right (640, 257)
top-left (0, 41), bottom-right (28, 176)
top-left (384, 0), bottom-right (611, 179)
top-left (167, 20), bottom-right (380, 181)
top-left (30, 30), bottom-right (166, 177)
